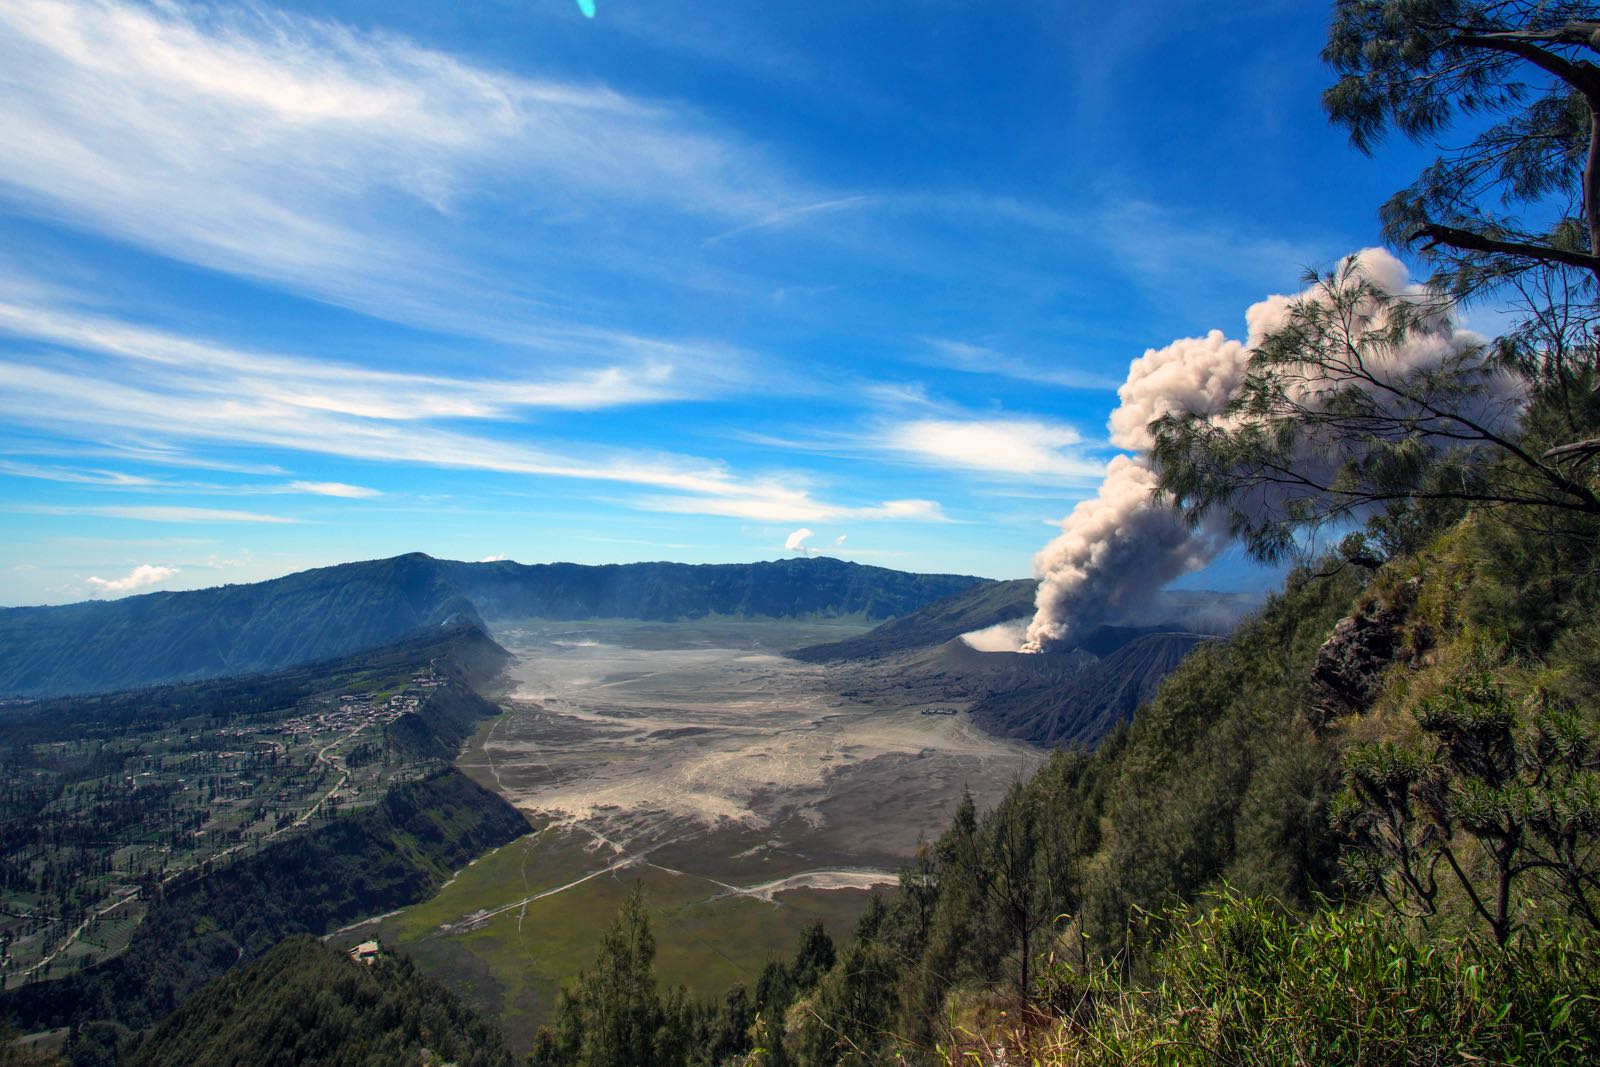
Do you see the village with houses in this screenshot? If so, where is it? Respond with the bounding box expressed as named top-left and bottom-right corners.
top-left (0, 664), bottom-right (457, 990)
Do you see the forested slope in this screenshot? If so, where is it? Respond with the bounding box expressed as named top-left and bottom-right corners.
top-left (123, 937), bottom-right (514, 1067)
top-left (522, 485), bottom-right (1600, 1066)
top-left (0, 618), bottom-right (508, 745)
top-left (1, 770), bottom-right (529, 1065)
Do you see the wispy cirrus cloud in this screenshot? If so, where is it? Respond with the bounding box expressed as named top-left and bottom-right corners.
top-left (0, 460), bottom-right (379, 499)
top-left (12, 505), bottom-right (303, 523)
top-left (280, 481), bottom-right (380, 499)
top-left (0, 459), bottom-right (161, 486)
top-left (920, 338), bottom-right (1123, 392)
top-left (0, 357), bottom-right (742, 492)
top-left (0, 300), bottom-right (735, 419)
top-left (0, 300), bottom-right (948, 527)
top-left (0, 0), bottom-right (798, 330)
top-left (730, 402), bottom-right (1107, 488)
top-left (639, 490), bottom-right (946, 524)
top-left (880, 418), bottom-right (1106, 483)
top-left (702, 196), bottom-right (877, 249)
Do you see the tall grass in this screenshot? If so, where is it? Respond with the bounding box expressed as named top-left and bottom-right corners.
top-left (946, 896), bottom-right (1600, 1066)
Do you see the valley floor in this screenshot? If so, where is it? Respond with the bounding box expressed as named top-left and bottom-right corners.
top-left (371, 618), bottom-right (1042, 1045)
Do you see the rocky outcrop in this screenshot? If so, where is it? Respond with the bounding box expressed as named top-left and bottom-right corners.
top-left (1310, 578), bottom-right (1419, 717)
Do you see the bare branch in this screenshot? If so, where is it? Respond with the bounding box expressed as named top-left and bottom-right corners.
top-left (1544, 436), bottom-right (1600, 461)
top-left (1454, 31), bottom-right (1600, 98)
top-left (1410, 222), bottom-right (1600, 277)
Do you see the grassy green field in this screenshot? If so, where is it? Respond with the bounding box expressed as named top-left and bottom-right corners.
top-left (373, 827), bottom-right (881, 1052)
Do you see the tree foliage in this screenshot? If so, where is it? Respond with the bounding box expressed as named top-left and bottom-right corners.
top-left (1325, 0), bottom-right (1600, 296)
top-left (1335, 667), bottom-right (1600, 943)
top-left (1151, 2), bottom-right (1600, 566)
top-left (123, 937), bottom-right (513, 1067)
top-left (1151, 257), bottom-right (1600, 564)
top-left (529, 885), bottom-right (684, 1067)
top-left (973, 896), bottom-right (1600, 1066)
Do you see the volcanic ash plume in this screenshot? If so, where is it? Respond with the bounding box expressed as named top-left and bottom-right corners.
top-left (1021, 330), bottom-right (1250, 652)
top-left (1021, 248), bottom-right (1496, 653)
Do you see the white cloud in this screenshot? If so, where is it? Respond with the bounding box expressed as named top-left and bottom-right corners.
top-left (784, 527), bottom-right (814, 552)
top-left (883, 418), bottom-right (1105, 482)
top-left (0, 357), bottom-right (747, 491)
top-left (0, 299), bottom-right (950, 525)
top-left (642, 490), bottom-right (945, 524)
top-left (282, 480), bottom-right (380, 498)
top-left (86, 563), bottom-right (178, 595)
top-left (479, 553), bottom-right (510, 563)
top-left (0, 0), bottom-right (792, 327)
top-left (0, 301), bottom-right (732, 421)
top-left (13, 505), bottom-right (302, 523)
top-left (0, 359), bottom-right (952, 526)
top-left (921, 338), bottom-right (1122, 392)
top-left (0, 459), bottom-right (160, 486)
top-left (0, 460), bottom-right (378, 499)
top-left (9, 441), bottom-right (288, 476)
top-left (704, 196), bottom-right (876, 248)
top-left (833, 534), bottom-right (847, 546)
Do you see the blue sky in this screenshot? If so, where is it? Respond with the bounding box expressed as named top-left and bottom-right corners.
top-left (0, 0), bottom-right (1433, 606)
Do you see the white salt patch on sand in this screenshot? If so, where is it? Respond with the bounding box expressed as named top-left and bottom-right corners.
top-left (735, 869), bottom-right (898, 901)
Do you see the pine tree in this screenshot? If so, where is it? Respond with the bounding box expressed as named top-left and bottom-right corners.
top-left (580, 885), bottom-right (672, 1067)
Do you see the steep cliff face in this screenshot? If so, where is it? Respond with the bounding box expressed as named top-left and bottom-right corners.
top-left (970, 632), bottom-right (1214, 746)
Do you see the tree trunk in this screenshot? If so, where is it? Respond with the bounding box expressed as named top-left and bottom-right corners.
top-left (1587, 105), bottom-right (1600, 273)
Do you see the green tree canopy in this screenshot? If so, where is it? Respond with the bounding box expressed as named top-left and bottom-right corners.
top-left (1325, 1), bottom-right (1600, 296)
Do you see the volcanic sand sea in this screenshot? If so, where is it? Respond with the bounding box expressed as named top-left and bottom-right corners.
top-left (476, 619), bottom-right (1042, 872)
top-left (379, 618), bottom-right (1043, 1045)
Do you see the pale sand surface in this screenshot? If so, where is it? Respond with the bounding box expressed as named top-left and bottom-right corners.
top-left (461, 619), bottom-right (1044, 889)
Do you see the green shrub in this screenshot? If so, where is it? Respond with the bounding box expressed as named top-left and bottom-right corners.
top-left (997, 896), bottom-right (1600, 1067)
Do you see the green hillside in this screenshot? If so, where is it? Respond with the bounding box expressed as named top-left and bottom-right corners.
top-left (1, 769), bottom-right (529, 1063)
top-left (124, 937), bottom-right (513, 1067)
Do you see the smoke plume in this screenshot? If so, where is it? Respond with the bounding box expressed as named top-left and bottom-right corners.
top-left (1022, 248), bottom-right (1495, 652)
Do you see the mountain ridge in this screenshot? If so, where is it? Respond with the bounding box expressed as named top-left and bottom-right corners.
top-left (0, 553), bottom-right (988, 698)
top-left (789, 577), bottom-right (1037, 662)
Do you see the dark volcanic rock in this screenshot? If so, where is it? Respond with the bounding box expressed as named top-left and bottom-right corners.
top-left (1311, 611), bottom-right (1401, 715)
top-left (971, 632), bottom-right (1213, 747)
top-left (830, 627), bottom-right (1211, 750)
top-left (1310, 580), bottom-right (1418, 716)
top-left (790, 578), bottom-right (1036, 663)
